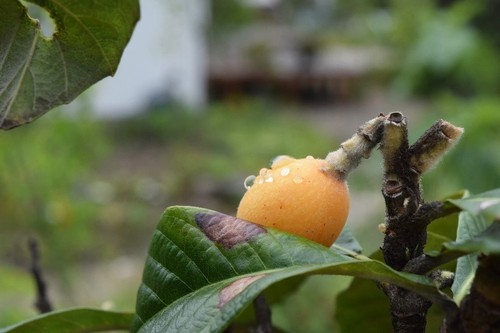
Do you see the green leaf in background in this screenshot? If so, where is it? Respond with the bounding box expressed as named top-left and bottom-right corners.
top-left (132, 206), bottom-right (452, 333)
top-left (449, 188), bottom-right (500, 220)
top-left (442, 188), bottom-right (500, 302)
top-left (0, 0), bottom-right (140, 129)
top-left (450, 210), bottom-right (488, 303)
top-left (0, 308), bottom-right (134, 333)
top-left (444, 220), bottom-right (500, 255)
top-left (333, 226), bottom-right (363, 254)
top-left (425, 220), bottom-right (500, 294)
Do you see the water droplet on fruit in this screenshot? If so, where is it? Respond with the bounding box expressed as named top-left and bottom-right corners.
top-left (271, 155), bottom-right (295, 168)
top-left (280, 167), bottom-right (290, 176)
top-left (259, 168), bottom-right (268, 176)
top-left (293, 175), bottom-right (303, 184)
top-left (257, 177), bottom-right (264, 184)
top-left (264, 172), bottom-right (274, 183)
top-left (244, 175), bottom-right (256, 190)
top-left (306, 155), bottom-right (314, 160)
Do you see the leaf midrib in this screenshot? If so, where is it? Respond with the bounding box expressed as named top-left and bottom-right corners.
top-left (0, 30), bottom-right (38, 124)
top-left (50, 0), bottom-right (114, 73)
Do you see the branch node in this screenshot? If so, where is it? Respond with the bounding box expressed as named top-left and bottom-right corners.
top-left (428, 270), bottom-right (455, 290)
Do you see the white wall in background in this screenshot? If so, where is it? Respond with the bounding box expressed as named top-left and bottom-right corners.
top-left (89, 0), bottom-right (209, 118)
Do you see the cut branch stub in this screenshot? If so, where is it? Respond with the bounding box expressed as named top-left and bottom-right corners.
top-left (380, 113), bottom-right (422, 232)
top-left (380, 112), bottom-right (409, 173)
top-left (409, 120), bottom-right (464, 175)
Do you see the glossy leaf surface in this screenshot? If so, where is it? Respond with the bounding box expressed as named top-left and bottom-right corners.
top-left (450, 209), bottom-right (488, 303)
top-left (448, 188), bottom-right (500, 220)
top-left (0, 0), bottom-right (139, 129)
top-left (132, 206), bottom-right (450, 333)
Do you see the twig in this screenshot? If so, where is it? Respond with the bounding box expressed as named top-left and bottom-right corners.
top-left (28, 238), bottom-right (53, 314)
top-left (378, 112), bottom-right (463, 333)
top-left (253, 293), bottom-right (272, 333)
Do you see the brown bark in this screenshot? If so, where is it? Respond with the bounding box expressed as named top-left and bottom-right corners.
top-left (378, 113), bottom-right (463, 333)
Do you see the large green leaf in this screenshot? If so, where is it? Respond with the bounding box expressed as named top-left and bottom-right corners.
top-left (0, 308), bottom-right (134, 333)
top-left (425, 189), bottom-right (500, 301)
top-left (444, 220), bottom-right (500, 254)
top-left (438, 220), bottom-right (500, 304)
top-left (0, 0), bottom-right (139, 129)
top-left (450, 210), bottom-right (488, 303)
top-left (132, 206), bottom-right (452, 333)
top-left (420, 189), bottom-right (500, 271)
top-left (448, 188), bottom-right (500, 220)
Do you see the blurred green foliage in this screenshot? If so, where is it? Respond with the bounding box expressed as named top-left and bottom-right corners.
top-left (389, 1), bottom-right (500, 97)
top-left (110, 101), bottom-right (335, 207)
top-left (420, 95), bottom-right (500, 199)
top-left (0, 266), bottom-right (34, 326)
top-left (0, 109), bottom-right (109, 270)
top-left (210, 0), bottom-right (256, 37)
top-left (335, 0), bottom-right (500, 98)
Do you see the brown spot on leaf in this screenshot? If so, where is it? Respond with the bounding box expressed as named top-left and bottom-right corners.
top-left (218, 274), bottom-right (265, 308)
top-left (195, 212), bottom-right (266, 249)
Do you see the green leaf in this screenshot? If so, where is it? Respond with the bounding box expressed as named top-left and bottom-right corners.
top-left (333, 226), bottom-right (363, 254)
top-left (426, 220), bottom-right (500, 276)
top-left (448, 188), bottom-right (500, 220)
top-left (450, 210), bottom-right (488, 303)
top-left (0, 0), bottom-right (140, 129)
top-left (132, 206), bottom-right (452, 333)
top-left (0, 308), bottom-right (134, 333)
top-left (444, 220), bottom-right (500, 254)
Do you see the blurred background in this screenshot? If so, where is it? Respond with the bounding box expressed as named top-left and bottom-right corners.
top-left (1, 0), bottom-right (500, 331)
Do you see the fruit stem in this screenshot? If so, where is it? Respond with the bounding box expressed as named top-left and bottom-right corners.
top-left (324, 113), bottom-right (385, 179)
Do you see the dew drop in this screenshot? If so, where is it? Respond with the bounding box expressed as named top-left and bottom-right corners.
top-left (271, 155), bottom-right (295, 168)
top-left (280, 167), bottom-right (290, 176)
top-left (293, 175), bottom-right (303, 184)
top-left (244, 175), bottom-right (256, 190)
top-left (257, 177), bottom-right (264, 184)
top-left (264, 173), bottom-right (274, 183)
top-left (259, 168), bottom-right (268, 176)
top-left (306, 155), bottom-right (314, 160)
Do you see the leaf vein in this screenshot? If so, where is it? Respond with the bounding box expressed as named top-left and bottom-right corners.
top-left (247, 242), bottom-right (270, 270)
top-left (50, 0), bottom-right (113, 73)
top-left (153, 228), bottom-right (211, 284)
top-left (54, 38), bottom-right (69, 97)
top-left (140, 282), bottom-right (168, 307)
top-left (0, 31), bottom-right (38, 125)
top-left (147, 254), bottom-right (195, 292)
